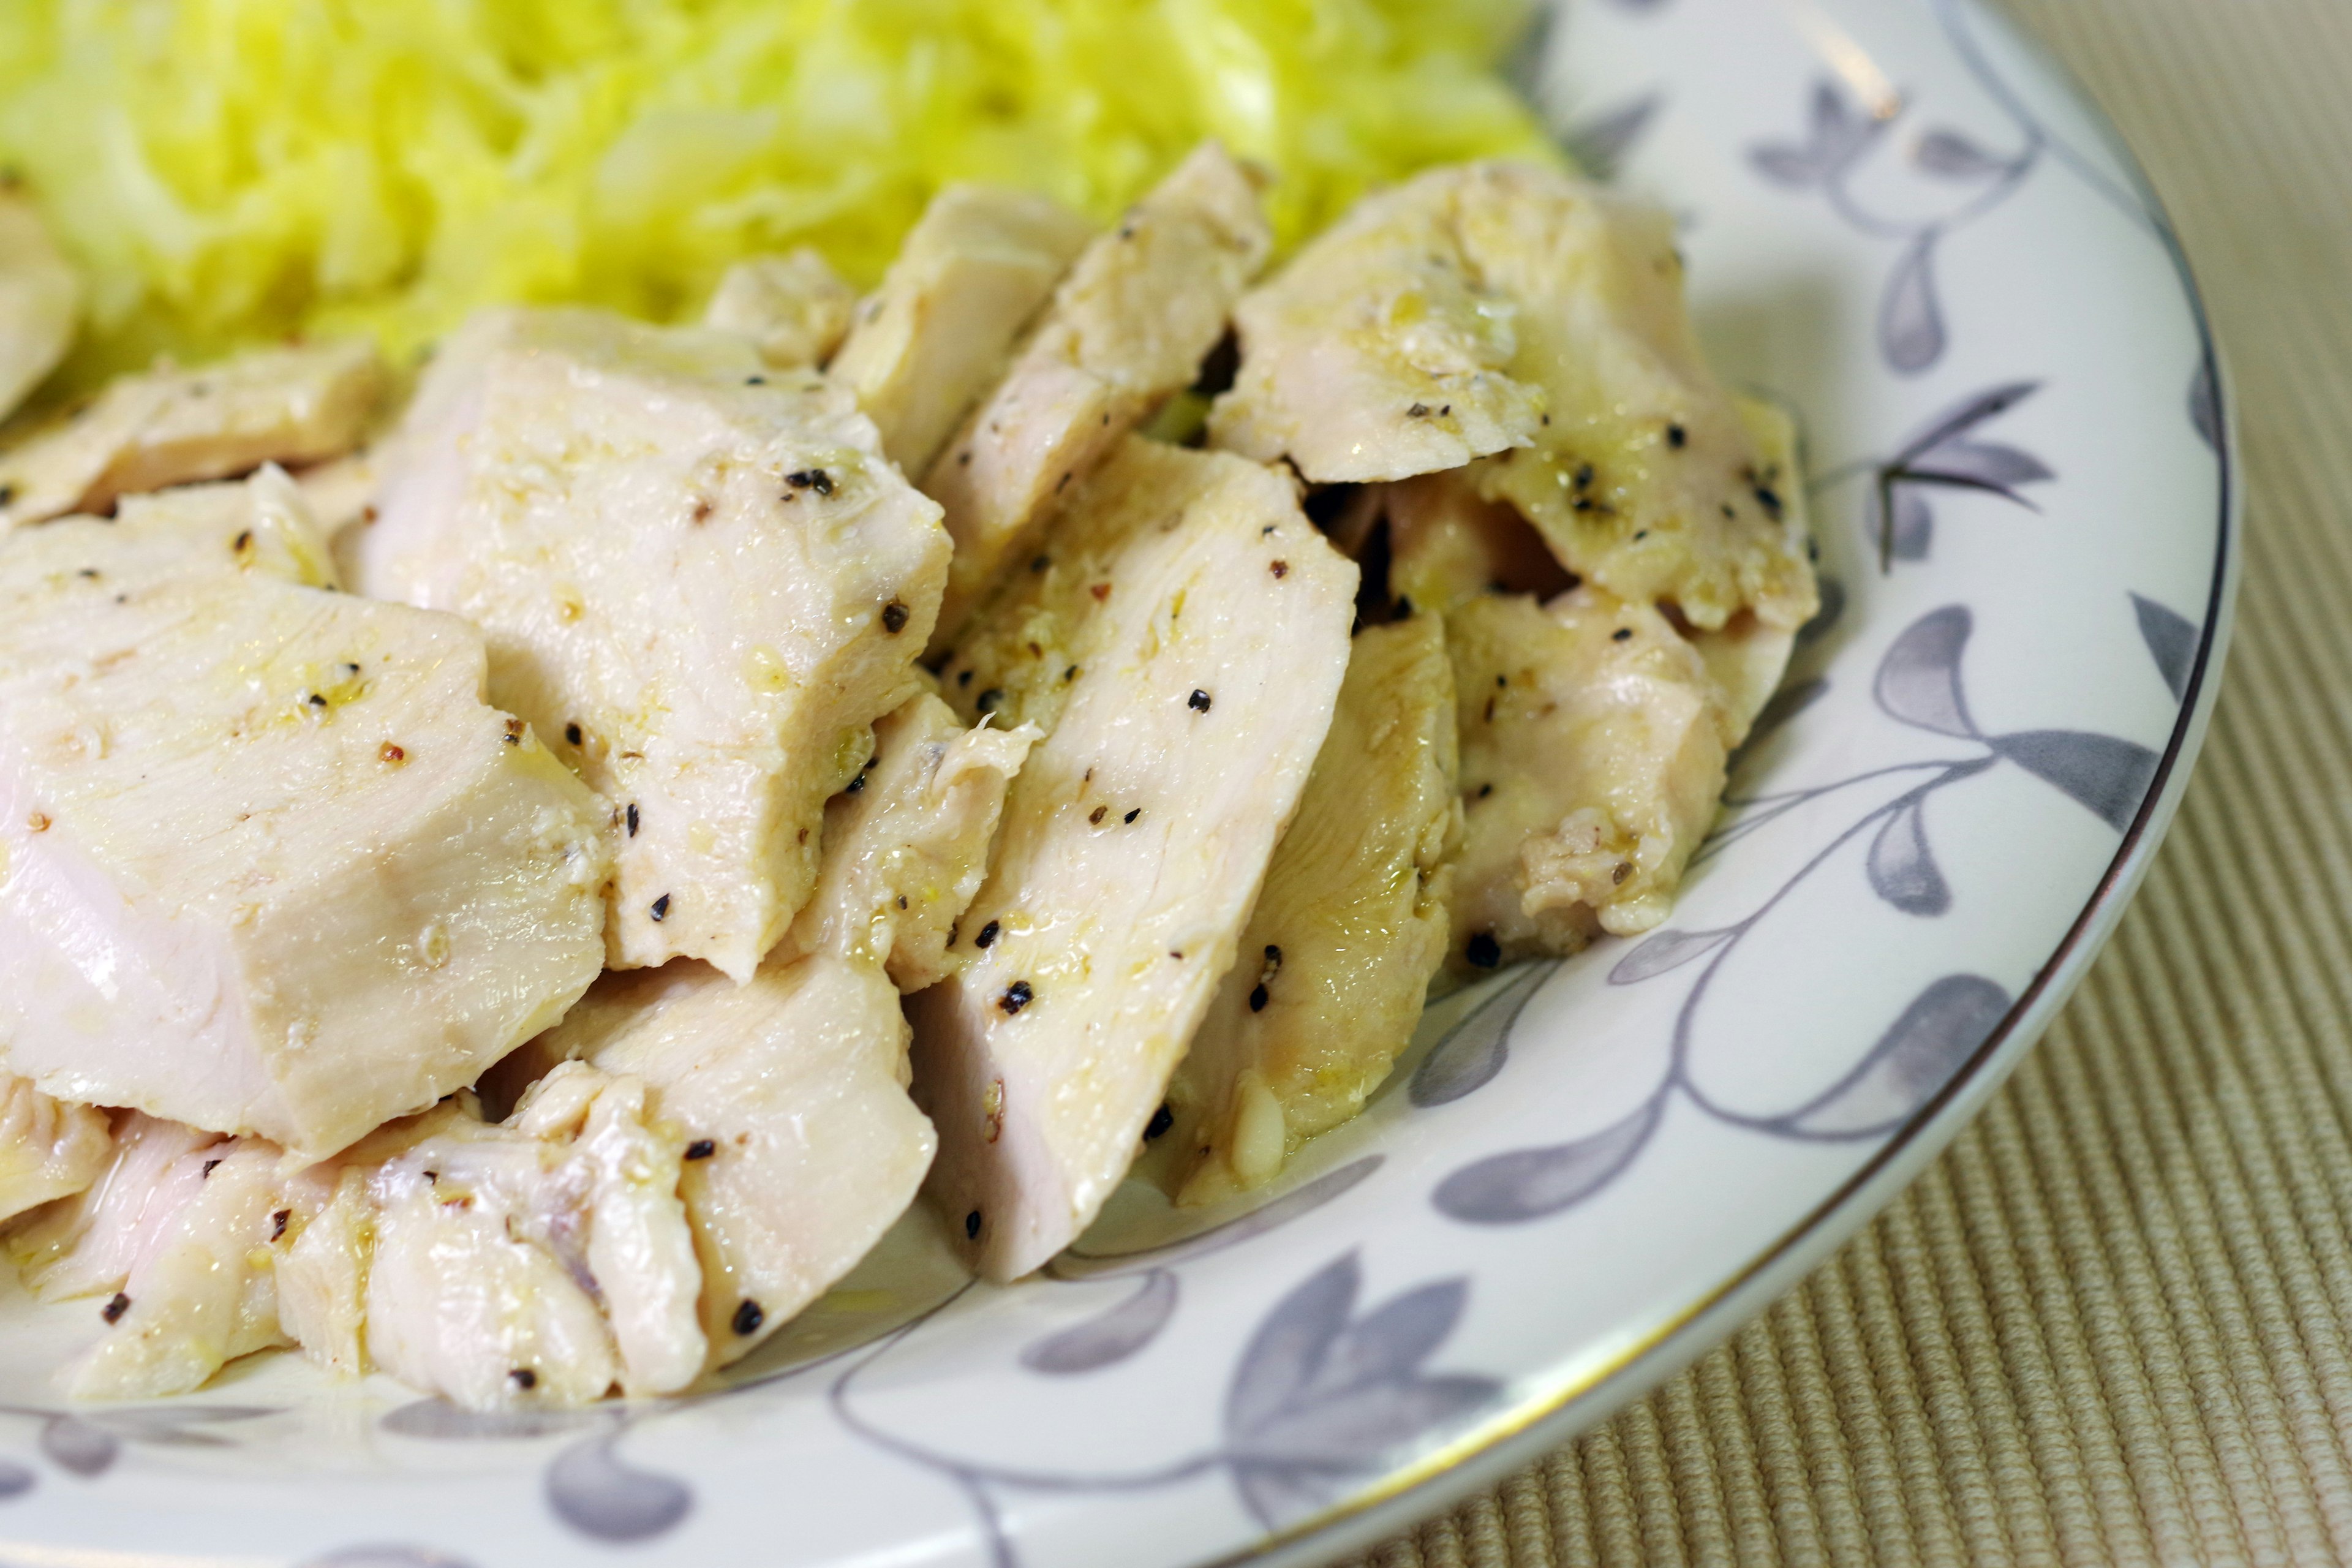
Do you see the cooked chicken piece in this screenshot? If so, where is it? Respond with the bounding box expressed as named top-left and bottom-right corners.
top-left (1158, 615), bottom-right (1460, 1205)
top-left (353, 306), bottom-right (949, 980)
top-left (0, 338), bottom-right (387, 529)
top-left (829, 186), bottom-right (1095, 476)
top-left (921, 146), bottom-right (1272, 650)
top-left (915, 438), bottom-right (1355, 1281)
top-left (1448, 587), bottom-right (1728, 972)
top-left (296, 447), bottom-right (382, 532)
top-left (1207, 179), bottom-right (1544, 482)
top-left (704, 249), bottom-right (860, 369)
top-left (525, 953), bottom-right (932, 1371)
top-left (1684, 396), bottom-right (1810, 741)
top-left (1381, 467), bottom-right (1573, 618)
top-left (0, 1073), bottom-right (113, 1226)
top-left (785, 692), bottom-right (1038, 991)
top-left (0, 516), bottom-right (610, 1156)
top-left (7, 1115), bottom-right (293, 1398)
top-left (0, 190), bottom-right (78, 425)
top-left (348, 1068), bottom-right (704, 1406)
top-left (488, 697), bottom-right (1028, 1370)
top-left (1, 466), bottom-right (341, 605)
top-left (7, 1114), bottom-right (221, 1298)
top-left (273, 1166), bottom-right (372, 1378)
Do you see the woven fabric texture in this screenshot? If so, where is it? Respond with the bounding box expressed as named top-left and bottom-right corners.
top-left (1349, 2), bottom-right (2352, 1563)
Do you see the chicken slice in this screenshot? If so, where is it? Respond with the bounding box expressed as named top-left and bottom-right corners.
top-left (530, 956), bottom-right (930, 1372)
top-left (7, 1114), bottom-right (222, 1299)
top-left (1448, 587), bottom-right (1728, 972)
top-left (920, 146), bottom-right (1272, 650)
top-left (829, 186), bottom-right (1095, 477)
top-left (0, 531), bottom-right (610, 1157)
top-left (0, 339), bottom-right (387, 529)
top-left (2, 465), bottom-right (341, 605)
top-left (0, 189), bottom-right (78, 426)
top-left (495, 698), bottom-right (1030, 1370)
top-left (0, 1073), bottom-right (113, 1226)
top-left (350, 1068), bottom-right (704, 1406)
top-left (1207, 177), bottom-right (1544, 482)
top-left (916, 438), bottom-right (1356, 1281)
top-left (1157, 614), bottom-right (1461, 1205)
top-left (353, 306), bottom-right (949, 980)
top-left (786, 692), bottom-right (1039, 992)
top-left (704, 249), bottom-right (859, 369)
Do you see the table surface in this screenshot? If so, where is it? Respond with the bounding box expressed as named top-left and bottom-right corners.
top-left (1348, 1), bottom-right (2352, 1562)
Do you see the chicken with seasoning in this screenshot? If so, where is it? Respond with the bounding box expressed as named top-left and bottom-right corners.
top-left (0, 142), bottom-right (1812, 1408)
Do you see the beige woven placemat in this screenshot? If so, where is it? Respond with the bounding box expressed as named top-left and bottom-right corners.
top-left (1349, 2), bottom-right (2352, 1562)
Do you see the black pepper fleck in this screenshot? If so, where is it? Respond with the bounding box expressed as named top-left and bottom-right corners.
top-left (881, 599), bottom-right (910, 633)
top-left (1145, 1103), bottom-right (1174, 1140)
top-left (511, 1368), bottom-right (538, 1389)
top-left (732, 1298), bottom-right (765, 1336)
top-left (1476, 783), bottom-right (1493, 799)
top-left (1063, 665), bottom-right (1079, 682)
top-left (103, 1292), bottom-right (130, 1324)
top-left (976, 687), bottom-right (1003, 714)
top-left (1249, 984), bottom-right (1270, 1012)
top-left (306, 692), bottom-right (328, 709)
top-left (1089, 805), bottom-right (1108, 824)
top-left (1270, 559), bottom-right (1289, 579)
top-left (1466, 931), bottom-right (1502, 969)
top-left (975, 920), bottom-right (1000, 949)
top-left (1613, 627), bottom-right (1634, 642)
top-left (626, 803), bottom-right (639, 837)
top-left (1187, 689), bottom-right (1212, 713)
top-left (202, 1158), bottom-right (222, 1178)
top-left (232, 530), bottom-right (254, 552)
top-left (965, 1210), bottom-right (982, 1240)
top-left (564, 722), bottom-right (582, 745)
top-left (1666, 423), bottom-right (1687, 448)
top-left (999, 979), bottom-right (1034, 1014)
top-left (685, 1139), bottom-right (717, 1161)
top-left (786, 469), bottom-right (834, 496)
top-left (845, 772), bottom-right (867, 795)
top-left (1123, 809), bottom-right (1139, 824)
top-left (271, 1208), bottom-right (291, 1240)
top-left (958, 669), bottom-right (973, 687)
top-left (1754, 486), bottom-right (1784, 519)
top-left (1407, 402), bottom-right (1430, 417)
top-left (746, 375), bottom-right (766, 385)
top-left (650, 894), bottom-right (671, 922)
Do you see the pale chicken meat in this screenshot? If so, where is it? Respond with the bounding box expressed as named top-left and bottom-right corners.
top-left (0, 502), bottom-right (611, 1157)
top-left (704, 249), bottom-right (860, 369)
top-left (1447, 587), bottom-right (1729, 971)
top-left (344, 1068), bottom-right (706, 1406)
top-left (0, 189), bottom-right (78, 425)
top-left (0, 338), bottom-right (387, 529)
top-left (916, 438), bottom-right (1356, 1281)
top-left (1207, 176), bottom-right (1544, 481)
top-left (8, 1115), bottom-right (290, 1400)
top-left (785, 692), bottom-right (1039, 992)
top-left (0, 1072), bottom-right (112, 1226)
top-left (921, 145), bottom-right (1273, 649)
top-left (493, 696), bottom-right (1030, 1371)
top-left (1157, 615), bottom-right (1461, 1205)
top-left (2, 465), bottom-right (342, 603)
top-left (829, 186), bottom-right (1095, 477)
top-left (353, 306), bottom-right (949, 981)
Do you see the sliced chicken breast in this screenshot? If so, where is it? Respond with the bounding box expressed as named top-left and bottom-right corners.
top-left (921, 145), bottom-right (1273, 649)
top-left (785, 691), bottom-right (1039, 992)
top-left (704, 249), bottom-right (860, 369)
top-left (3, 465), bottom-right (341, 601)
top-left (0, 189), bottom-right (78, 426)
top-left (0, 513), bottom-right (610, 1158)
top-left (0, 338), bottom-right (387, 529)
top-left (1448, 587), bottom-right (1728, 972)
top-left (829, 186), bottom-right (1095, 477)
top-left (1207, 176), bottom-right (1544, 481)
top-left (1158, 614), bottom-right (1461, 1205)
top-left (494, 696), bottom-right (1029, 1370)
top-left (916, 437), bottom-right (1356, 1281)
top-left (0, 1072), bottom-right (112, 1226)
top-left (352, 306), bottom-right (950, 980)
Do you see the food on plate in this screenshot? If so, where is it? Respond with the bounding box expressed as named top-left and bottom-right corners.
top-left (0, 470), bottom-right (611, 1156)
top-left (0, 339), bottom-right (385, 529)
top-left (703, 249), bottom-right (861, 369)
top-left (0, 0), bottom-right (1550, 393)
top-left (916, 437), bottom-right (1357, 1280)
top-left (1154, 614), bottom-right (1462, 1204)
top-left (922, 145), bottom-right (1273, 650)
top-left (829, 187), bottom-right (1096, 477)
top-left (0, 102), bottom-right (1813, 1406)
top-left (350, 306), bottom-right (949, 980)
top-left (0, 1074), bottom-right (110, 1226)
top-left (0, 189), bottom-right (77, 424)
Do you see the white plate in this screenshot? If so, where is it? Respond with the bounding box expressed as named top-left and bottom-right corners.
top-left (0, 1), bottom-right (2234, 1564)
